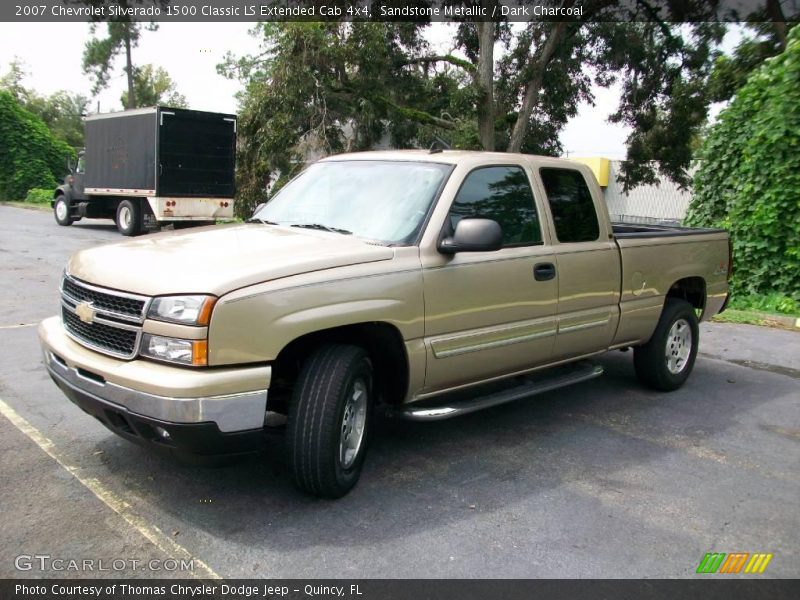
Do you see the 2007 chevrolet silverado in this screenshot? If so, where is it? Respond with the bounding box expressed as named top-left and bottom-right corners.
top-left (39, 151), bottom-right (731, 498)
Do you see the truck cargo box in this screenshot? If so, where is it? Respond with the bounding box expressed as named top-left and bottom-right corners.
top-left (84, 106), bottom-right (236, 198)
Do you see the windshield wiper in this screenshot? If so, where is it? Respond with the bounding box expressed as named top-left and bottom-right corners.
top-left (246, 217), bottom-right (280, 225)
top-left (290, 223), bottom-right (352, 235)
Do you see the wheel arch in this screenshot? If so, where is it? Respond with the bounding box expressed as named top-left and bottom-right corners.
top-left (271, 321), bottom-right (410, 408)
top-left (666, 276), bottom-right (706, 313)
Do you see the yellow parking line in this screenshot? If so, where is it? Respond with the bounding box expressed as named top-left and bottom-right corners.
top-left (0, 397), bottom-right (221, 580)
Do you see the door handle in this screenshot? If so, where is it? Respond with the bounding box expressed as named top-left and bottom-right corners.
top-left (534, 262), bottom-right (556, 281)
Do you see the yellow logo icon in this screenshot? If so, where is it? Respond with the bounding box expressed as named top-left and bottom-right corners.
top-left (75, 302), bottom-right (96, 324)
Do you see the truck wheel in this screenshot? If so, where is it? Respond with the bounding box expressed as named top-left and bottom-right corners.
top-left (54, 195), bottom-right (74, 226)
top-left (634, 298), bottom-right (699, 391)
top-left (287, 344), bottom-right (373, 498)
top-left (116, 200), bottom-right (141, 236)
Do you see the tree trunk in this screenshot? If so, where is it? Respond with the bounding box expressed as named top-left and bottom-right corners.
top-left (766, 0), bottom-right (788, 50)
top-left (124, 25), bottom-right (135, 109)
top-left (507, 22), bottom-right (571, 153)
top-left (476, 12), bottom-right (495, 151)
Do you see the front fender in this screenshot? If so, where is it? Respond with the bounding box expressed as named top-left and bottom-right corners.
top-left (54, 185), bottom-right (72, 206)
top-left (207, 260), bottom-right (424, 366)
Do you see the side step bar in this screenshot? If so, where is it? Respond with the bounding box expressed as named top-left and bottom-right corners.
top-left (390, 360), bottom-right (603, 421)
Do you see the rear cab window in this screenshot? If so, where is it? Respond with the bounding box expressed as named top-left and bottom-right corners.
top-left (539, 168), bottom-right (600, 243)
top-left (447, 166), bottom-right (542, 247)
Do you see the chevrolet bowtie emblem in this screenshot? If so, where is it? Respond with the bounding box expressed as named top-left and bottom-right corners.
top-left (75, 302), bottom-right (96, 324)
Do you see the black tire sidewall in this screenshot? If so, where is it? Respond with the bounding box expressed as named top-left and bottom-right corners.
top-left (330, 355), bottom-right (373, 490)
top-left (636, 299), bottom-right (699, 391)
top-left (116, 200), bottom-right (140, 236)
top-left (286, 344), bottom-right (374, 498)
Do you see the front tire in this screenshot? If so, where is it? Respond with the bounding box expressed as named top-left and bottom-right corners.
top-left (287, 344), bottom-right (373, 498)
top-left (116, 199), bottom-right (141, 236)
top-left (53, 195), bottom-right (74, 226)
top-left (634, 298), bottom-right (699, 391)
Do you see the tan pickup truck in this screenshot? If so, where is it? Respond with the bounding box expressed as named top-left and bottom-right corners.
top-left (39, 151), bottom-right (731, 498)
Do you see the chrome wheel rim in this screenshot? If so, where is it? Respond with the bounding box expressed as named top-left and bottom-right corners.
top-left (339, 378), bottom-right (368, 470)
top-left (666, 318), bottom-right (692, 374)
top-left (55, 199), bottom-right (67, 220)
top-left (119, 206), bottom-right (131, 229)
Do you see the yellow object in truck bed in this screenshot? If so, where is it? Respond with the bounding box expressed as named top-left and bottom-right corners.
top-left (570, 157), bottom-right (611, 187)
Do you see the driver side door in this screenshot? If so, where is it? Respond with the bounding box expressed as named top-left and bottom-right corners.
top-left (421, 164), bottom-right (558, 394)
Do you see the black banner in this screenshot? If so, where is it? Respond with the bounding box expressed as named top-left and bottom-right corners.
top-left (3, 579), bottom-right (800, 600)
top-left (3, 0), bottom-right (799, 23)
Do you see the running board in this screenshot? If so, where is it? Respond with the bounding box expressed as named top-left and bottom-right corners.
top-left (391, 360), bottom-right (603, 421)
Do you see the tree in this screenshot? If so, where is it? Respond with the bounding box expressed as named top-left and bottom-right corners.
top-left (0, 59), bottom-right (88, 148)
top-left (219, 22), bottom-right (438, 215)
top-left (685, 26), bottom-right (800, 299)
top-left (708, 0), bottom-right (798, 102)
top-left (120, 64), bottom-right (188, 108)
top-left (0, 91), bottom-right (75, 200)
top-left (81, 4), bottom-right (158, 109)
top-left (432, 2), bottom-right (726, 188)
top-left (0, 58), bottom-right (28, 101)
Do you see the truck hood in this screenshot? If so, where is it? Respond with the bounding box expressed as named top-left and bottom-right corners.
top-left (67, 224), bottom-right (395, 296)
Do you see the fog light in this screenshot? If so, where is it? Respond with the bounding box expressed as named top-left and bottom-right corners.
top-left (154, 426), bottom-right (171, 440)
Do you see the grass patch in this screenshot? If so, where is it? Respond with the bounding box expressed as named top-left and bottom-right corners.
top-left (713, 308), bottom-right (799, 330)
top-left (0, 200), bottom-right (50, 212)
top-left (728, 293), bottom-right (799, 315)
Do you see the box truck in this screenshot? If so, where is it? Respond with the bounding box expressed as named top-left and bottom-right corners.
top-left (53, 106), bottom-right (236, 235)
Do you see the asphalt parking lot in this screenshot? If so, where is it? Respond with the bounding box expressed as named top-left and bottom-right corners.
top-left (0, 204), bottom-right (798, 579)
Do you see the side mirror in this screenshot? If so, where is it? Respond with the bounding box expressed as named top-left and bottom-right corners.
top-left (66, 157), bottom-right (75, 173)
top-left (439, 218), bottom-right (503, 254)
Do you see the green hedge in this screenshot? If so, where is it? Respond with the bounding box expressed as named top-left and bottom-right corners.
top-left (24, 187), bottom-right (54, 203)
top-left (0, 91), bottom-right (74, 201)
top-left (686, 28), bottom-right (800, 300)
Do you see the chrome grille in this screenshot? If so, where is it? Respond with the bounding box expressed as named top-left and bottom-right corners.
top-left (62, 307), bottom-right (138, 358)
top-left (60, 274), bottom-right (150, 359)
top-left (61, 275), bottom-right (147, 322)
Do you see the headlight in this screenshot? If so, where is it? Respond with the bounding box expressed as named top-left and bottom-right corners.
top-left (147, 295), bottom-right (216, 325)
top-left (140, 334), bottom-right (208, 367)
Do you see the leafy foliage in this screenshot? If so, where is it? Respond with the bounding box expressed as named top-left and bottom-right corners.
top-left (685, 26), bottom-right (800, 300)
top-left (219, 22), bottom-right (436, 216)
top-left (0, 59), bottom-right (87, 148)
top-left (0, 91), bottom-right (75, 200)
top-left (708, 21), bottom-right (798, 103)
top-left (82, 6), bottom-right (159, 109)
top-left (24, 187), bottom-right (55, 203)
top-left (729, 293), bottom-right (800, 316)
top-left (120, 64), bottom-right (188, 109)
top-left (222, 13), bottom-right (729, 216)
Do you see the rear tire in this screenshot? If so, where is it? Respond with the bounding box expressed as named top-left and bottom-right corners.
top-left (53, 195), bottom-right (74, 226)
top-left (286, 344), bottom-right (373, 498)
top-left (634, 298), bottom-right (699, 391)
top-left (116, 199), bottom-right (141, 236)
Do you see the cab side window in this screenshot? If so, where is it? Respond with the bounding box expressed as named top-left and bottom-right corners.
top-left (448, 166), bottom-right (541, 246)
top-left (540, 168), bottom-right (600, 243)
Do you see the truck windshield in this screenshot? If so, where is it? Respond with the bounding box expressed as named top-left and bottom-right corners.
top-left (253, 160), bottom-right (452, 245)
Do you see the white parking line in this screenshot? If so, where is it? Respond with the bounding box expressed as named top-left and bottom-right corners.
top-left (0, 397), bottom-right (221, 580)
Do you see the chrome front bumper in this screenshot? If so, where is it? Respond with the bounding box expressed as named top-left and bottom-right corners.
top-left (45, 351), bottom-right (268, 432)
top-left (39, 316), bottom-right (270, 434)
